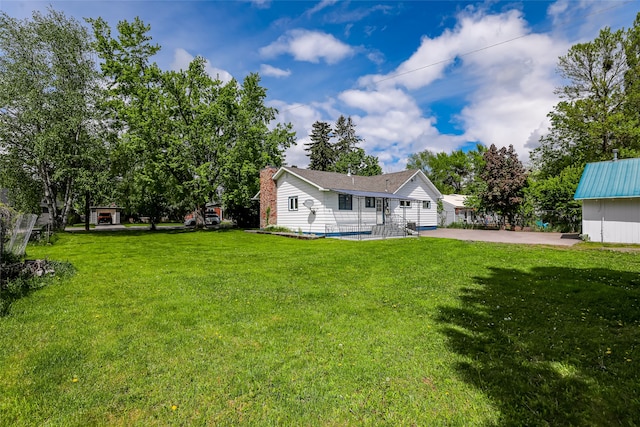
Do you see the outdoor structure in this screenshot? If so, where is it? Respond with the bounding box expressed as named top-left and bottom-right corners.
top-left (259, 167), bottom-right (442, 238)
top-left (439, 194), bottom-right (476, 226)
top-left (574, 155), bottom-right (640, 244)
top-left (90, 206), bottom-right (122, 225)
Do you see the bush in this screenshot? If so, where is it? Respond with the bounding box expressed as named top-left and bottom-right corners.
top-left (0, 259), bottom-right (75, 316)
top-left (263, 225), bottom-right (292, 233)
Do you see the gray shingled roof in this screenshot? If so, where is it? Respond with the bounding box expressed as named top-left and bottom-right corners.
top-left (281, 167), bottom-right (418, 193)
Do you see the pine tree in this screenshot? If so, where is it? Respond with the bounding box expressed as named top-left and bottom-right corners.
top-left (333, 115), bottom-right (361, 154)
top-left (305, 121), bottom-right (334, 171)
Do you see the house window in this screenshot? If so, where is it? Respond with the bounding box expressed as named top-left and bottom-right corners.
top-left (423, 200), bottom-right (431, 209)
top-left (339, 194), bottom-right (352, 210)
top-left (288, 196), bottom-right (298, 211)
top-left (365, 197), bottom-right (375, 208)
top-left (400, 200), bottom-right (411, 208)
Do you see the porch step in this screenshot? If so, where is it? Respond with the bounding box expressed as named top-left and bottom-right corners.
top-left (371, 225), bottom-right (405, 237)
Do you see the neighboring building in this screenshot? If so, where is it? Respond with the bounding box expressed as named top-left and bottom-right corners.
top-left (574, 156), bottom-right (640, 244)
top-left (90, 206), bottom-right (122, 225)
top-left (439, 194), bottom-right (477, 226)
top-left (259, 167), bottom-right (442, 237)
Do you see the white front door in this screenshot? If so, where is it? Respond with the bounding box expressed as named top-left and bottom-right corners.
top-left (376, 198), bottom-right (384, 225)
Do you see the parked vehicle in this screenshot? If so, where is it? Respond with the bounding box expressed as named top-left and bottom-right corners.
top-left (184, 218), bottom-right (196, 227)
top-left (97, 213), bottom-right (112, 224)
top-left (205, 213), bottom-right (220, 225)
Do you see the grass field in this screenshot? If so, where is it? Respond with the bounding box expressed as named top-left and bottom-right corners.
top-left (1, 230), bottom-right (639, 426)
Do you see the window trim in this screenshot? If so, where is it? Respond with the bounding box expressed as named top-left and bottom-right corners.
top-left (288, 196), bottom-right (298, 211)
top-left (365, 197), bottom-right (375, 208)
top-left (423, 200), bottom-right (431, 209)
top-left (338, 194), bottom-right (352, 210)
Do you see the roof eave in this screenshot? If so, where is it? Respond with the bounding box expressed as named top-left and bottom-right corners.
top-left (575, 195), bottom-right (640, 200)
top-left (395, 170), bottom-right (443, 199)
top-left (273, 167), bottom-right (328, 191)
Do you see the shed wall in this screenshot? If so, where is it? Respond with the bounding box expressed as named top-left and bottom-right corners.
top-left (582, 199), bottom-right (640, 244)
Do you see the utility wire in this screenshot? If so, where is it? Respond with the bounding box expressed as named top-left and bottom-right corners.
top-left (280, 1), bottom-right (634, 114)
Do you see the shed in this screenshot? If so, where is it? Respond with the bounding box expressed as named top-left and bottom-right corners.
top-left (574, 157), bottom-right (640, 244)
top-left (90, 206), bottom-right (123, 225)
top-left (439, 194), bottom-right (476, 226)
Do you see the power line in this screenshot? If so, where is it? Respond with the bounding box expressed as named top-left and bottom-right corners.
top-left (279, 1), bottom-right (634, 114)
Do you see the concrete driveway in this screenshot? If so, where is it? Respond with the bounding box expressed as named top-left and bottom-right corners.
top-left (420, 228), bottom-right (581, 246)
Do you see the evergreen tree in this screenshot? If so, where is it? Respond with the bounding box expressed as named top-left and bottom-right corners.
top-left (333, 115), bottom-right (361, 154)
top-left (305, 121), bottom-right (335, 171)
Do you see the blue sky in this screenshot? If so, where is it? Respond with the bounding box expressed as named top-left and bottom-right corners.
top-left (2, 0), bottom-right (638, 171)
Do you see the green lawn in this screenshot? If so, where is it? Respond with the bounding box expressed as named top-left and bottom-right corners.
top-left (1, 230), bottom-right (639, 426)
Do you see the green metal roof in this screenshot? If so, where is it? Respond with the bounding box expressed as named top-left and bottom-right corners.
top-left (574, 158), bottom-right (640, 200)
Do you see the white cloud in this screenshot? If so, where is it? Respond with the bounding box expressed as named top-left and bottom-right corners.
top-left (305, 0), bottom-right (338, 17)
top-left (247, 0), bottom-right (271, 9)
top-left (270, 101), bottom-right (324, 168)
top-left (170, 48), bottom-right (234, 84)
top-left (259, 29), bottom-right (354, 64)
top-left (270, 2), bottom-right (627, 171)
top-left (343, 7), bottom-right (570, 169)
top-left (260, 64), bottom-right (292, 78)
top-left (339, 88), bottom-right (418, 115)
top-left (338, 87), bottom-right (467, 171)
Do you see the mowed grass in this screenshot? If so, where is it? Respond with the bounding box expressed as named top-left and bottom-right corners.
top-left (1, 230), bottom-right (639, 426)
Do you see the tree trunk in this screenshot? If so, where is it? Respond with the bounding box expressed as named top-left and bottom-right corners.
top-left (84, 191), bottom-right (90, 231)
top-left (60, 178), bottom-right (74, 231)
top-left (0, 218), bottom-right (4, 287)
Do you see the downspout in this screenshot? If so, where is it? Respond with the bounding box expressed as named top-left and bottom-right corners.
top-left (600, 200), bottom-right (604, 244)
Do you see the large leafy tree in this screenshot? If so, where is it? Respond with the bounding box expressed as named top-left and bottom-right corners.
top-left (479, 144), bottom-right (527, 228)
top-left (528, 166), bottom-right (582, 232)
top-left (160, 58), bottom-right (237, 224)
top-left (530, 14), bottom-right (640, 230)
top-left (90, 17), bottom-right (173, 229)
top-left (91, 17), bottom-right (294, 227)
top-left (406, 144), bottom-right (486, 194)
top-left (0, 9), bottom-right (104, 230)
top-left (221, 73), bottom-right (295, 222)
top-left (623, 13), bottom-right (640, 146)
top-left (533, 19), bottom-right (640, 177)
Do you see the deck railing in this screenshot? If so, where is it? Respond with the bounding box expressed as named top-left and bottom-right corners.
top-left (325, 215), bottom-right (418, 240)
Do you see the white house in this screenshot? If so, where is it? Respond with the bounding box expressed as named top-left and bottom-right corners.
top-left (259, 167), bottom-right (442, 237)
top-left (439, 194), bottom-right (477, 226)
top-left (574, 156), bottom-right (640, 244)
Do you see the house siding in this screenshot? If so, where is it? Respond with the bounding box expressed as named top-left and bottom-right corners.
top-left (582, 199), bottom-right (640, 244)
top-left (263, 167), bottom-right (442, 236)
top-left (393, 175), bottom-right (439, 229)
top-left (328, 194), bottom-right (377, 226)
top-left (440, 201), bottom-right (475, 226)
top-left (276, 172), bottom-right (329, 234)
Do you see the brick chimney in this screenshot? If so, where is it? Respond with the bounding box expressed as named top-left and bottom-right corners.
top-left (259, 166), bottom-right (278, 228)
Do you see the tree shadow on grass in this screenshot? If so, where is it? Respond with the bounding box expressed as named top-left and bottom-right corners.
top-left (438, 266), bottom-right (640, 426)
